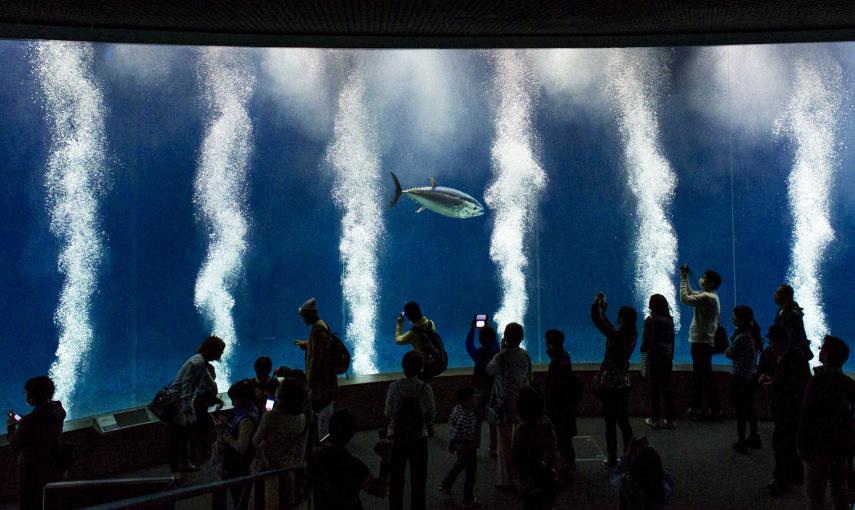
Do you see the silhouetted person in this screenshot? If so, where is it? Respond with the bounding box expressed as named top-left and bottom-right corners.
top-left (395, 301), bottom-right (442, 385)
top-left (252, 356), bottom-right (279, 414)
top-left (611, 439), bottom-right (673, 510)
top-left (6, 376), bottom-right (67, 510)
top-left (680, 266), bottom-right (722, 420)
top-left (308, 408), bottom-right (391, 510)
top-left (465, 319), bottom-right (500, 456)
top-left (294, 297), bottom-right (338, 441)
top-left (385, 351), bottom-right (436, 510)
top-left (191, 362), bottom-right (222, 465)
top-left (726, 306), bottom-right (763, 453)
top-left (215, 380), bottom-right (259, 509)
top-left (759, 324), bottom-right (810, 496)
top-left (440, 386), bottom-right (480, 508)
top-left (774, 284), bottom-right (814, 361)
top-left (798, 335), bottom-right (855, 510)
top-left (486, 322), bottom-right (532, 490)
top-left (250, 378), bottom-right (311, 508)
top-left (641, 294), bottom-right (676, 429)
top-left (591, 293), bottom-right (637, 467)
top-left (544, 329), bottom-right (580, 475)
top-left (163, 335), bottom-right (224, 480)
top-left (513, 386), bottom-right (558, 510)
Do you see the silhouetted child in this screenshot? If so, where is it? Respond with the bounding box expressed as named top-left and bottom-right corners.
top-left (512, 386), bottom-right (558, 510)
top-left (611, 438), bottom-right (673, 510)
top-left (544, 329), bottom-right (581, 477)
top-left (440, 386), bottom-right (481, 508)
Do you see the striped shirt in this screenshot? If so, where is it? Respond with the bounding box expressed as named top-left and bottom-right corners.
top-left (448, 404), bottom-right (480, 449)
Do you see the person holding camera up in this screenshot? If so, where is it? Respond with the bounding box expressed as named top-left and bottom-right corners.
top-left (679, 264), bottom-right (723, 421)
top-left (591, 293), bottom-right (637, 468)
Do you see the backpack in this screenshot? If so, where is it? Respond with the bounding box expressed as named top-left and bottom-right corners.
top-left (416, 325), bottom-right (448, 377)
top-left (393, 383), bottom-right (426, 442)
top-left (713, 325), bottom-right (729, 354)
top-left (319, 324), bottom-right (351, 375)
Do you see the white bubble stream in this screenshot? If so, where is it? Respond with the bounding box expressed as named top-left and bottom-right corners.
top-left (34, 41), bottom-right (107, 413)
top-left (193, 48), bottom-right (255, 386)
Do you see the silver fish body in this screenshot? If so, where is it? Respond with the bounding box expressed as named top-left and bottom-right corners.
top-left (390, 173), bottom-right (484, 219)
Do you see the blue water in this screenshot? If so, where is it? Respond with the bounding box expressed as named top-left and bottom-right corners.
top-left (1, 42), bottom-right (855, 418)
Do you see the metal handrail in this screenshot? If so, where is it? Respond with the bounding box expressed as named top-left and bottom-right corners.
top-left (84, 466), bottom-right (308, 510)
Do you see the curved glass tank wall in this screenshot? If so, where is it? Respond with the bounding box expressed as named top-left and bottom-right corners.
top-left (1, 42), bottom-right (854, 418)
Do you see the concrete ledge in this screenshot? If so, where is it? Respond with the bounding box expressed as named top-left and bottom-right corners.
top-left (0, 364), bottom-right (764, 503)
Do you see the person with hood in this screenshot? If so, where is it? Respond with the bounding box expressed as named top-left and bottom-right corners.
top-left (641, 294), bottom-right (676, 430)
top-left (758, 324), bottom-right (811, 496)
top-left (774, 284), bottom-right (814, 361)
top-left (6, 376), bottom-right (67, 510)
top-left (294, 297), bottom-right (338, 440)
top-left (798, 335), bottom-right (855, 510)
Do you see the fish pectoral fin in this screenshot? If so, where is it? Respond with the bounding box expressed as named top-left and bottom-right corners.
top-left (415, 206), bottom-right (426, 213)
top-left (429, 177), bottom-right (437, 189)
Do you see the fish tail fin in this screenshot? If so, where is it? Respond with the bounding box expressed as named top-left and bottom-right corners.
top-left (390, 172), bottom-right (402, 208)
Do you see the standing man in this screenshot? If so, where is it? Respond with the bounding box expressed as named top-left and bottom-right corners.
top-left (759, 324), bottom-right (810, 496)
top-left (774, 284), bottom-right (814, 361)
top-left (680, 265), bottom-right (722, 420)
top-left (798, 335), bottom-right (855, 510)
top-left (295, 298), bottom-right (338, 441)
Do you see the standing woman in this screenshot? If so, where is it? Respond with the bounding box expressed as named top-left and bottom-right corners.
top-left (161, 336), bottom-right (224, 481)
top-left (726, 306), bottom-right (763, 453)
top-left (465, 319), bottom-right (500, 457)
top-left (591, 293), bottom-right (638, 467)
top-left (641, 294), bottom-right (676, 429)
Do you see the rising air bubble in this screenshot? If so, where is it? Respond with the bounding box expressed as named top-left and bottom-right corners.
top-left (327, 67), bottom-right (383, 375)
top-left (774, 56), bottom-right (843, 361)
top-left (193, 48), bottom-right (256, 386)
top-left (486, 50), bottom-right (547, 335)
top-left (33, 41), bottom-right (107, 414)
top-left (607, 49), bottom-right (681, 331)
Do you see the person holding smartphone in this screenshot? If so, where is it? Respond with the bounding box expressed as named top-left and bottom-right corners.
top-left (465, 314), bottom-right (500, 457)
top-left (6, 375), bottom-right (67, 510)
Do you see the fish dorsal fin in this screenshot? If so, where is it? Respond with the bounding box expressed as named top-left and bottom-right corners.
top-left (429, 177), bottom-right (437, 189)
top-left (415, 206), bottom-right (426, 213)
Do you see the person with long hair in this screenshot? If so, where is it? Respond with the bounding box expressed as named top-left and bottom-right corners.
top-left (641, 294), bottom-right (676, 429)
top-left (725, 306), bottom-right (763, 454)
top-left (591, 293), bottom-right (637, 467)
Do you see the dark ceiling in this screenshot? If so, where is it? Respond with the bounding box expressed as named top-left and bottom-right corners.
top-left (1, 1), bottom-right (855, 48)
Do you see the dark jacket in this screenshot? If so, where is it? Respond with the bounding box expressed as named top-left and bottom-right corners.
top-left (798, 367), bottom-right (855, 460)
top-left (640, 315), bottom-right (675, 369)
top-left (774, 304), bottom-right (813, 360)
top-left (545, 350), bottom-right (579, 436)
top-left (465, 328), bottom-right (499, 388)
top-left (308, 443), bottom-right (371, 510)
top-left (306, 320), bottom-right (338, 404)
top-left (759, 347), bottom-right (810, 418)
top-left (591, 302), bottom-right (637, 373)
top-left (7, 401), bottom-right (67, 469)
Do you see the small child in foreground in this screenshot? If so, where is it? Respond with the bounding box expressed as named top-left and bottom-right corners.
top-left (440, 386), bottom-right (481, 508)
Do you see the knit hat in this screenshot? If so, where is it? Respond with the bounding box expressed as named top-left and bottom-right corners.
top-left (299, 297), bottom-right (318, 315)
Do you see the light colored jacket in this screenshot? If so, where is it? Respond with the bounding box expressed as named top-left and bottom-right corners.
top-left (167, 353), bottom-right (216, 426)
top-left (384, 376), bottom-right (436, 438)
top-left (252, 410), bottom-right (309, 471)
top-left (487, 347), bottom-right (532, 424)
top-left (395, 316), bottom-right (435, 353)
top-left (680, 277), bottom-right (720, 345)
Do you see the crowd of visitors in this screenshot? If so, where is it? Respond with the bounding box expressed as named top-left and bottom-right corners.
top-left (6, 270), bottom-right (855, 510)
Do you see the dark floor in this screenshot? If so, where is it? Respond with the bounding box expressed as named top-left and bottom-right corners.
top-left (67, 417), bottom-right (822, 510)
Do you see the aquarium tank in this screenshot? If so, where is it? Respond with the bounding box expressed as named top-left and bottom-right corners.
top-left (1, 41), bottom-right (854, 419)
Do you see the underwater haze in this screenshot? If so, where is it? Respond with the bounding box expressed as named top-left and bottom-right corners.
top-left (1, 42), bottom-right (855, 418)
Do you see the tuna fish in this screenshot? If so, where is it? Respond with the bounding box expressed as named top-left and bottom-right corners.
top-left (390, 172), bottom-right (485, 219)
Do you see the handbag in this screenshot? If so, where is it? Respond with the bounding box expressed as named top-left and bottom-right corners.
top-left (713, 325), bottom-right (729, 354)
top-left (148, 386), bottom-right (180, 425)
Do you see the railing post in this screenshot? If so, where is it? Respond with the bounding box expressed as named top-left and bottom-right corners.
top-left (279, 471), bottom-right (288, 510)
top-left (254, 477), bottom-right (265, 510)
top-left (211, 487), bottom-right (227, 510)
